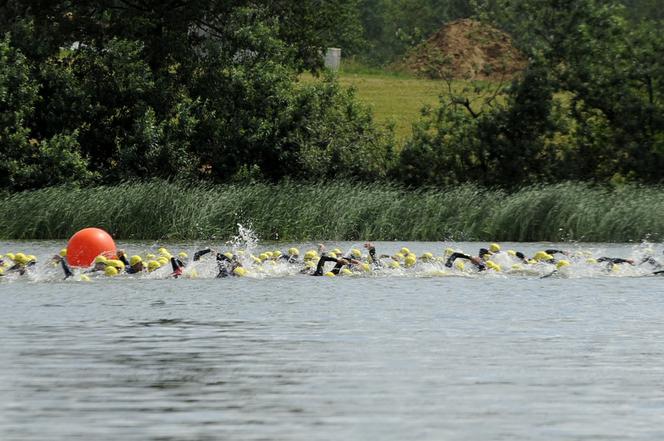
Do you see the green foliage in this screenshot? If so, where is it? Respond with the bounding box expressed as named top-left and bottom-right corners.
top-left (357, 0), bottom-right (474, 64)
top-left (1, 181), bottom-right (662, 242)
top-left (399, 0), bottom-right (664, 187)
top-left (0, 2), bottom-right (390, 190)
top-left (0, 34), bottom-right (93, 190)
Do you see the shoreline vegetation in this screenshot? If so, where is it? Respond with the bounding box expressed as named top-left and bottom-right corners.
top-left (1, 181), bottom-right (662, 243)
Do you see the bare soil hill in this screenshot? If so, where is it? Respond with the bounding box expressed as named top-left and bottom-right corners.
top-left (397, 19), bottom-right (526, 81)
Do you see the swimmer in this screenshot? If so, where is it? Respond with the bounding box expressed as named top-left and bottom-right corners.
top-left (7, 253), bottom-right (37, 276)
top-left (280, 247), bottom-right (300, 264)
top-left (597, 257), bottom-right (634, 272)
top-left (363, 242), bottom-right (382, 268)
top-left (52, 254), bottom-right (75, 280)
top-left (192, 248), bottom-right (243, 278)
top-left (445, 248), bottom-right (493, 271)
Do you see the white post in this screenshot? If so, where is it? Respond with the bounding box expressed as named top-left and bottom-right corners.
top-left (324, 48), bottom-right (341, 72)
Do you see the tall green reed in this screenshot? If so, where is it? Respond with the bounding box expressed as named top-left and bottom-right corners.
top-left (0, 181), bottom-right (662, 242)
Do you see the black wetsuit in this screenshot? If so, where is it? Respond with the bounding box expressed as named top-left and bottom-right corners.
top-left (366, 246), bottom-right (382, 268)
top-left (61, 259), bottom-right (74, 279)
top-left (445, 253), bottom-right (486, 271)
top-left (193, 248), bottom-right (239, 278)
top-left (597, 257), bottom-right (633, 271)
top-left (313, 255), bottom-right (340, 276)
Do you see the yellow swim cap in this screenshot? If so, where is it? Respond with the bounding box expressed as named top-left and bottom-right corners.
top-left (147, 260), bottom-right (161, 272)
top-left (26, 255), bottom-right (36, 263)
top-left (129, 255), bottom-right (142, 266)
top-left (586, 258), bottom-right (598, 265)
top-left (361, 263), bottom-right (370, 272)
top-left (273, 250), bottom-right (282, 258)
top-left (328, 252), bottom-right (337, 259)
top-left (304, 250), bottom-right (317, 260)
top-left (94, 255), bottom-right (107, 264)
top-left (332, 248), bottom-right (342, 255)
top-left (400, 247), bottom-right (411, 255)
top-left (404, 255), bottom-right (416, 268)
top-left (265, 251), bottom-right (273, 259)
top-left (258, 253), bottom-right (268, 261)
top-left (288, 247), bottom-right (299, 256)
top-left (14, 253), bottom-right (27, 264)
top-left (489, 243), bottom-right (501, 253)
top-left (108, 259), bottom-right (125, 270)
top-left (251, 256), bottom-right (262, 264)
top-left (507, 250), bottom-right (516, 257)
top-left (224, 252), bottom-right (233, 260)
top-left (233, 267), bottom-right (247, 277)
top-left (157, 256), bottom-right (168, 266)
top-left (351, 248), bottom-right (362, 258)
top-left (556, 260), bottom-right (570, 269)
top-left (59, 248), bottom-right (67, 257)
top-left (389, 261), bottom-right (401, 269)
top-left (5, 253), bottom-right (15, 261)
top-left (178, 252), bottom-right (188, 259)
top-left (444, 247), bottom-right (455, 256)
top-left (534, 251), bottom-right (553, 262)
top-left (104, 266), bottom-right (118, 277)
top-left (340, 268), bottom-right (353, 276)
top-left (157, 247), bottom-right (169, 255)
top-left (324, 271), bottom-right (335, 277)
top-left (146, 253), bottom-right (156, 260)
top-left (454, 260), bottom-right (465, 271)
top-left (421, 252), bottom-right (434, 261)
top-left (487, 261), bottom-right (501, 272)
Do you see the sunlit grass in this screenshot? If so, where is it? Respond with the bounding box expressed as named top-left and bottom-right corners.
top-left (300, 63), bottom-right (505, 142)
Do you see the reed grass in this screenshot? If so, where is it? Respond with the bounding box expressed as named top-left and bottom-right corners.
top-left (0, 181), bottom-right (662, 242)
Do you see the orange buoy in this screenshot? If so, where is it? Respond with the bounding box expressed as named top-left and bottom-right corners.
top-left (66, 227), bottom-right (116, 267)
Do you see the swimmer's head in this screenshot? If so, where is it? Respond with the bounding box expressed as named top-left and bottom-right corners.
top-left (351, 249), bottom-right (362, 258)
top-left (129, 255), bottom-right (142, 267)
top-left (288, 247), bottom-right (299, 256)
top-left (489, 243), bottom-right (501, 253)
top-left (178, 252), bottom-right (188, 260)
top-left (104, 266), bottom-right (118, 277)
top-left (400, 247), bottom-right (410, 255)
top-left (147, 260), bottom-right (161, 272)
top-left (479, 248), bottom-right (492, 259)
top-left (556, 260), bottom-right (570, 269)
top-left (59, 248), bottom-right (67, 257)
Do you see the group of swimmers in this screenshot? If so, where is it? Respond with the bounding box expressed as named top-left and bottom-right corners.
top-left (0, 242), bottom-right (662, 281)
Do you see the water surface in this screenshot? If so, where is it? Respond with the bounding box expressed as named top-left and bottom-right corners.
top-left (1, 241), bottom-right (663, 440)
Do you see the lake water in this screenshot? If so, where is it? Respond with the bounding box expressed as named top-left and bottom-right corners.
top-left (1, 241), bottom-right (663, 440)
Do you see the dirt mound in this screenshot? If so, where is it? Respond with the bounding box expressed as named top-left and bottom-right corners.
top-left (397, 19), bottom-right (526, 81)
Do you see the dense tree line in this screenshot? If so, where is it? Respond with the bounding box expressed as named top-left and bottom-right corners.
top-left (0, 0), bottom-right (662, 191)
top-left (0, 0), bottom-right (393, 190)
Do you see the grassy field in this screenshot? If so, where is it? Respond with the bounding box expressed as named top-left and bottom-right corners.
top-left (336, 72), bottom-right (444, 141)
top-left (302, 63), bottom-right (504, 142)
top-left (2, 181), bottom-right (663, 242)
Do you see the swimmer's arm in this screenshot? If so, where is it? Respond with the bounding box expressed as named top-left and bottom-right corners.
top-left (60, 258), bottom-right (74, 279)
top-left (445, 252), bottom-right (472, 268)
top-left (193, 249), bottom-right (212, 261)
top-left (598, 257), bottom-right (634, 265)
